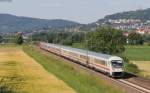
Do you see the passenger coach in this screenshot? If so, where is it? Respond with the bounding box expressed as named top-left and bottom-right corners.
top-left (39, 42), bottom-right (124, 77)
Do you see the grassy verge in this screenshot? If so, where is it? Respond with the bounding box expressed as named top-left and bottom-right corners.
top-left (23, 45), bottom-right (124, 93)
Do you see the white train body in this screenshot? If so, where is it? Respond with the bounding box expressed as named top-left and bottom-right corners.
top-left (39, 42), bottom-right (124, 77)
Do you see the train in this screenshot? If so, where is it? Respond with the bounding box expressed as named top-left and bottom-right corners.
top-left (39, 42), bottom-right (124, 77)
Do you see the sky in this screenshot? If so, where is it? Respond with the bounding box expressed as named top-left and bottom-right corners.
top-left (0, 0), bottom-right (150, 24)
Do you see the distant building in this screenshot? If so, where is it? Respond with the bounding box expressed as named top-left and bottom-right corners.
top-left (106, 19), bottom-right (143, 30)
top-left (108, 19), bottom-right (141, 24)
top-left (123, 32), bottom-right (129, 37)
top-left (136, 28), bottom-right (145, 35)
top-left (136, 26), bottom-right (150, 35)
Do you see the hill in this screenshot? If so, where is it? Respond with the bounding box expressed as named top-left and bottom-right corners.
top-left (104, 8), bottom-right (150, 21)
top-left (94, 8), bottom-right (150, 25)
top-left (0, 14), bottom-right (80, 33)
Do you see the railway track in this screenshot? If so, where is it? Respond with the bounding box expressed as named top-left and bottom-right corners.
top-left (39, 46), bottom-right (150, 93)
top-left (117, 79), bottom-right (150, 93)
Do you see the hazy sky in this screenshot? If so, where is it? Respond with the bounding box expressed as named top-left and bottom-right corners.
top-left (0, 0), bottom-right (150, 23)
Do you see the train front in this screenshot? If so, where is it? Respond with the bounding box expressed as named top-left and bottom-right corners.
top-left (109, 56), bottom-right (124, 77)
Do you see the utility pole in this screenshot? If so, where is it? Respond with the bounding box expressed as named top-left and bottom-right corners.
top-left (58, 32), bottom-right (62, 55)
top-left (31, 34), bottom-right (33, 44)
top-left (84, 31), bottom-right (89, 64)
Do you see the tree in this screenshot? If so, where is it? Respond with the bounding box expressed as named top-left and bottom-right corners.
top-left (143, 34), bottom-right (150, 42)
top-left (71, 32), bottom-right (85, 43)
top-left (15, 33), bottom-right (23, 45)
top-left (128, 32), bottom-right (143, 45)
top-left (0, 35), bottom-right (3, 43)
top-left (87, 27), bottom-right (125, 54)
top-left (60, 37), bottom-right (73, 46)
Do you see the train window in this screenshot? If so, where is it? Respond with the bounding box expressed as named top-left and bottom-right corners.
top-left (68, 52), bottom-right (78, 56)
top-left (94, 58), bottom-right (106, 65)
top-left (80, 55), bottom-right (87, 59)
top-left (111, 60), bottom-right (123, 68)
top-left (55, 48), bottom-right (60, 51)
top-left (63, 50), bottom-right (69, 55)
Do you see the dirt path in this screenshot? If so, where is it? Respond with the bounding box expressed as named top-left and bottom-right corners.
top-left (0, 47), bottom-right (76, 93)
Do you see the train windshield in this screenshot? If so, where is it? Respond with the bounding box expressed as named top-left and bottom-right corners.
top-left (111, 60), bottom-right (123, 68)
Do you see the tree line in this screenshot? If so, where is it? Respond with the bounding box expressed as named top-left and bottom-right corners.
top-left (0, 33), bottom-right (23, 45)
top-left (31, 27), bottom-right (150, 54)
top-left (32, 31), bottom-right (86, 46)
top-left (31, 27), bottom-right (150, 74)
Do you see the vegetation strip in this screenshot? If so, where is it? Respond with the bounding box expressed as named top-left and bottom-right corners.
top-left (23, 45), bottom-right (124, 93)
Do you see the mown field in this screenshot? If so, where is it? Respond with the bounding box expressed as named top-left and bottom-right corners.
top-left (0, 47), bottom-right (76, 93)
top-left (23, 45), bottom-right (124, 93)
top-left (131, 61), bottom-right (150, 78)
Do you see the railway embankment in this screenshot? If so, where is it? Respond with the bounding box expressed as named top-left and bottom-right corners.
top-left (23, 45), bottom-right (124, 93)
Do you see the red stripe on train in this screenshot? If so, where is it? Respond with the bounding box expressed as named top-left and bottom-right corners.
top-left (92, 63), bottom-right (110, 71)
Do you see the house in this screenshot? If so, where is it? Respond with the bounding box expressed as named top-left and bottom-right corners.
top-left (136, 26), bottom-right (150, 35)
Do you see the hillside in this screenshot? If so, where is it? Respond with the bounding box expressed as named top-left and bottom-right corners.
top-left (105, 8), bottom-right (150, 21)
top-left (0, 14), bottom-right (80, 33)
top-left (94, 8), bottom-right (150, 24)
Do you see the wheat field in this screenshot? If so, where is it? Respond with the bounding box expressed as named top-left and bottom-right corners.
top-left (131, 61), bottom-right (150, 78)
top-left (0, 47), bottom-right (76, 93)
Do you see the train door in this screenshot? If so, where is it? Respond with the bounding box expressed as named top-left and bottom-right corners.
top-left (86, 55), bottom-right (89, 65)
top-left (89, 57), bottom-right (94, 67)
top-left (107, 60), bottom-right (112, 76)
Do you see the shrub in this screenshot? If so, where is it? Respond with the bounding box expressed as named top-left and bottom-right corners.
top-left (118, 54), bottom-right (140, 74)
top-left (147, 41), bottom-right (150, 46)
top-left (125, 63), bottom-right (140, 74)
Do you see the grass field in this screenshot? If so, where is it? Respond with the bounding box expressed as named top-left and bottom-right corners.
top-left (125, 45), bottom-right (150, 61)
top-left (23, 45), bottom-right (124, 93)
top-left (0, 47), bottom-right (76, 93)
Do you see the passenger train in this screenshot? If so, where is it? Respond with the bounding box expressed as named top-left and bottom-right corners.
top-left (39, 42), bottom-right (124, 77)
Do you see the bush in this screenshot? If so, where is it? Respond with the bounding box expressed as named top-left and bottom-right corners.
top-left (118, 54), bottom-right (129, 63)
top-left (147, 41), bottom-right (150, 46)
top-left (125, 63), bottom-right (140, 74)
top-left (61, 39), bottom-right (73, 46)
top-left (118, 55), bottom-right (140, 74)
